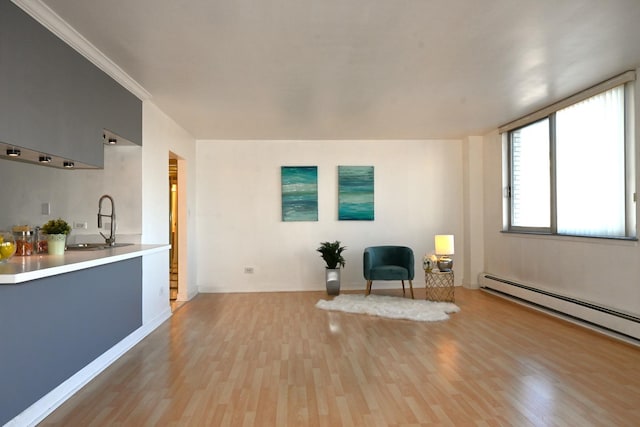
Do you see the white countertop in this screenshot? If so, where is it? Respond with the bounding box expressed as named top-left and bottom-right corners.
top-left (0, 244), bottom-right (171, 284)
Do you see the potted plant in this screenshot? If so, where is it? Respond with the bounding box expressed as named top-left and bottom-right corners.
top-left (41, 218), bottom-right (71, 255)
top-left (316, 241), bottom-right (346, 295)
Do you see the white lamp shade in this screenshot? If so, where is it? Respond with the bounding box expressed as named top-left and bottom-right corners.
top-left (434, 234), bottom-right (454, 255)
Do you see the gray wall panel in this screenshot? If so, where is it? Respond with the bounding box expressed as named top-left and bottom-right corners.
top-left (0, 257), bottom-right (142, 425)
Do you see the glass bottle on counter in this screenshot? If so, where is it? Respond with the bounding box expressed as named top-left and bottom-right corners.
top-left (34, 226), bottom-right (48, 254)
top-left (13, 229), bottom-right (34, 256)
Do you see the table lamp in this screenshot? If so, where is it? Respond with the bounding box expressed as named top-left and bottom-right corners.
top-left (434, 234), bottom-right (454, 272)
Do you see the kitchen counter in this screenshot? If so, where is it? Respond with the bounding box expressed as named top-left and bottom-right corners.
top-left (0, 246), bottom-right (160, 425)
top-left (0, 244), bottom-right (170, 284)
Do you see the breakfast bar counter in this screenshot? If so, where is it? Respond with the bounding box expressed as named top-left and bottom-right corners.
top-left (0, 243), bottom-right (171, 425)
top-left (0, 244), bottom-right (170, 284)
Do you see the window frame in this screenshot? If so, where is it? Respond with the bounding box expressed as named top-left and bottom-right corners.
top-left (502, 73), bottom-right (636, 240)
top-left (507, 117), bottom-right (553, 234)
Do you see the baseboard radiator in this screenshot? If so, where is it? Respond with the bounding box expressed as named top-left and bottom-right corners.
top-left (480, 274), bottom-right (640, 342)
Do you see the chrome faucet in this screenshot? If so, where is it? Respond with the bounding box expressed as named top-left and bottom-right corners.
top-left (98, 194), bottom-right (116, 246)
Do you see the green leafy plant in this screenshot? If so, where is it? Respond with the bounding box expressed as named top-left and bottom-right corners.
top-left (316, 241), bottom-right (346, 269)
top-left (41, 218), bottom-right (71, 235)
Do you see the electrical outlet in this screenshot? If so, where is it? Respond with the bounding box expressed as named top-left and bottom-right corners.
top-left (74, 222), bottom-right (88, 229)
top-left (244, 267), bottom-right (254, 274)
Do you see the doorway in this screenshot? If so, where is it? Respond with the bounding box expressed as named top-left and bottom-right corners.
top-left (169, 158), bottom-right (179, 303)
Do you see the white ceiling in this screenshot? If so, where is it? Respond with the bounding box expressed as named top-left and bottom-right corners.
top-left (34, 0), bottom-right (640, 139)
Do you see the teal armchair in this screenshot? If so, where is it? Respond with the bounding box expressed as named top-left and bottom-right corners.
top-left (363, 246), bottom-right (415, 298)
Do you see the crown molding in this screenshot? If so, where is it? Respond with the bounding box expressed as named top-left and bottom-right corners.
top-left (12, 0), bottom-right (152, 101)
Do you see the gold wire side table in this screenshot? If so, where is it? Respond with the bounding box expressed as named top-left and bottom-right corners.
top-left (425, 270), bottom-right (455, 302)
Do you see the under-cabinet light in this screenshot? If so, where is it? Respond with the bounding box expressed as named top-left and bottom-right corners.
top-left (6, 148), bottom-right (21, 157)
top-left (39, 155), bottom-right (52, 163)
top-left (63, 161), bottom-right (75, 168)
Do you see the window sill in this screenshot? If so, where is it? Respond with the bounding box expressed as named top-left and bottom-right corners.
top-left (501, 230), bottom-right (638, 244)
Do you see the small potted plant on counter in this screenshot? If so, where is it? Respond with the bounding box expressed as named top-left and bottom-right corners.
top-left (317, 240), bottom-right (346, 295)
top-left (41, 218), bottom-right (71, 255)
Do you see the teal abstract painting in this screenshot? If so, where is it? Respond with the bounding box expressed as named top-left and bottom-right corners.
top-left (338, 166), bottom-right (374, 220)
top-left (281, 166), bottom-right (318, 221)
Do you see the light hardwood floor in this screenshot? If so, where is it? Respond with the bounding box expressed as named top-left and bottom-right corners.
top-left (41, 288), bottom-right (640, 426)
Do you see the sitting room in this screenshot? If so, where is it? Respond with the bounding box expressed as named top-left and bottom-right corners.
top-left (2, 0), bottom-right (639, 425)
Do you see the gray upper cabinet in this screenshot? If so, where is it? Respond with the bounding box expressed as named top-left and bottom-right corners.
top-left (0, 2), bottom-right (142, 168)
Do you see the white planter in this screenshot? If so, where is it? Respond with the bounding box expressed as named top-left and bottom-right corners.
top-left (47, 234), bottom-right (67, 255)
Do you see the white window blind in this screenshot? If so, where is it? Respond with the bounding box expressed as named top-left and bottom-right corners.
top-left (555, 86), bottom-right (626, 237)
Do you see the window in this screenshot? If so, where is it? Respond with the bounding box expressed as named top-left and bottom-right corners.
top-left (510, 119), bottom-right (550, 229)
top-left (504, 73), bottom-right (635, 239)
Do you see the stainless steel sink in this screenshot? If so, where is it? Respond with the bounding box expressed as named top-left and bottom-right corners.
top-left (66, 243), bottom-right (134, 251)
top-left (66, 243), bottom-right (106, 250)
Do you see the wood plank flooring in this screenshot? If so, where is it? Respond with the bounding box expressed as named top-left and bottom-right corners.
top-left (40, 288), bottom-right (640, 426)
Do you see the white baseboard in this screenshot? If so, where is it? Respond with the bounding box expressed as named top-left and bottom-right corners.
top-left (6, 308), bottom-right (172, 427)
top-left (480, 273), bottom-right (640, 342)
top-left (196, 281), bottom-right (439, 294)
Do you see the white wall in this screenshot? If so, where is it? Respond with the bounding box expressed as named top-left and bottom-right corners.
top-left (481, 69), bottom-right (640, 321)
top-left (462, 136), bottom-right (484, 289)
top-left (195, 139), bottom-right (465, 293)
top-left (141, 101), bottom-right (198, 323)
top-left (0, 145), bottom-right (142, 241)
top-left (482, 127), bottom-right (640, 317)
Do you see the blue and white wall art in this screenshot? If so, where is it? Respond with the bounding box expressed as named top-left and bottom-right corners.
top-left (281, 166), bottom-right (318, 221)
top-left (338, 165), bottom-right (374, 220)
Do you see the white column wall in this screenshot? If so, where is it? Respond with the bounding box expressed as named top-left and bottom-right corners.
top-left (141, 102), bottom-right (198, 323)
top-left (462, 136), bottom-right (484, 289)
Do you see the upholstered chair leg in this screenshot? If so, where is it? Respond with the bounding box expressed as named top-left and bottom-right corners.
top-left (366, 280), bottom-right (372, 295)
top-left (409, 280), bottom-right (414, 299)
top-left (401, 280), bottom-right (406, 295)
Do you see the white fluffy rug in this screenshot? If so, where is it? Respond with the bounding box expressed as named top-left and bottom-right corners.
top-left (316, 294), bottom-right (460, 322)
